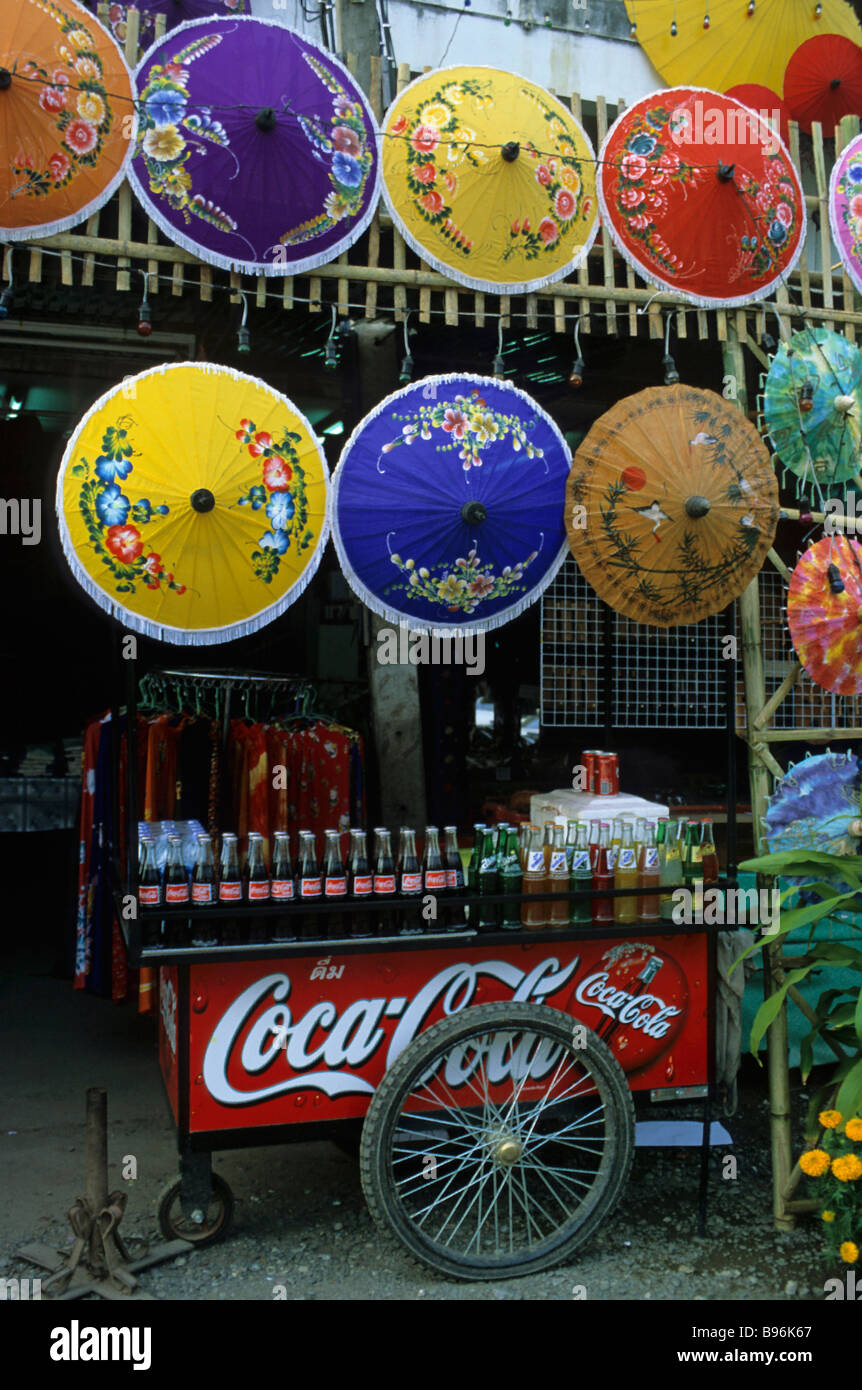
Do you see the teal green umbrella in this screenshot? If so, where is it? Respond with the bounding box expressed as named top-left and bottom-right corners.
top-left (761, 326), bottom-right (862, 502)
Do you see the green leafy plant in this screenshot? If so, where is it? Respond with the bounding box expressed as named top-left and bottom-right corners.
top-left (734, 849), bottom-right (862, 1128)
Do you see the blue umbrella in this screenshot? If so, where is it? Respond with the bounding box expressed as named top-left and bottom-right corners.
top-left (332, 374), bottom-right (571, 633)
top-left (765, 750), bottom-right (862, 897)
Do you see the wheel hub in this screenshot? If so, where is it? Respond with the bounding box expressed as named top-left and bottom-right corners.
top-left (494, 1136), bottom-right (524, 1165)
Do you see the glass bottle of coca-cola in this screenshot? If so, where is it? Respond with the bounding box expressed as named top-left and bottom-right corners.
top-left (443, 825), bottom-right (465, 931)
top-left (191, 834), bottom-right (219, 947)
top-left (422, 826), bottom-right (446, 911)
top-left (165, 834), bottom-right (189, 906)
top-left (323, 829), bottom-right (347, 939)
top-left (398, 827), bottom-right (423, 936)
top-left (138, 835), bottom-right (163, 910)
top-left (297, 831), bottom-right (322, 940)
top-left (270, 832), bottom-right (296, 944)
top-left (593, 954), bottom-right (663, 1045)
top-left (348, 829), bottom-right (373, 938)
top-left (373, 828), bottom-right (396, 936)
top-left (245, 832), bottom-right (270, 904)
top-left (218, 833), bottom-right (242, 905)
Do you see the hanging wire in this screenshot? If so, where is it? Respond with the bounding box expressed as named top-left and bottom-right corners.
top-left (237, 290), bottom-right (251, 354)
top-left (398, 311), bottom-right (414, 384)
top-left (662, 312), bottom-right (680, 384)
top-left (569, 315), bottom-right (584, 388)
top-left (323, 304), bottom-right (339, 369)
top-left (492, 317), bottom-right (505, 377)
top-left (136, 269), bottom-right (152, 337)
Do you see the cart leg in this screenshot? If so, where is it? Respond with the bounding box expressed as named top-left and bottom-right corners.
top-left (179, 1148), bottom-right (213, 1225)
top-left (697, 1091), bottom-right (712, 1238)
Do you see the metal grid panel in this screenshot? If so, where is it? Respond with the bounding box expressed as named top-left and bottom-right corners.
top-left (540, 557), bottom-right (727, 729)
top-left (735, 569), bottom-right (862, 731)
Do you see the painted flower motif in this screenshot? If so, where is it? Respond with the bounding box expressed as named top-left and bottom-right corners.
top-left (536, 165), bottom-right (552, 188)
top-left (68, 29), bottom-right (92, 49)
top-left (95, 484), bottom-right (131, 527)
top-left (629, 134), bottom-right (656, 156)
top-left (259, 529), bottom-right (289, 554)
top-left (442, 84), bottom-right (464, 105)
top-left (335, 95), bottom-right (355, 118)
top-left (263, 456), bottom-right (293, 491)
top-left (420, 190), bottom-right (445, 214)
top-left (471, 412), bottom-right (500, 443)
top-left (324, 191), bottom-right (350, 221)
top-left (554, 187), bottom-right (577, 221)
top-left (411, 125), bottom-right (440, 155)
top-left (415, 162), bottom-right (436, 185)
top-left (105, 524), bottom-right (143, 563)
top-left (333, 125), bottom-right (361, 157)
top-left (443, 171), bottom-right (458, 195)
top-left (442, 408), bottom-right (469, 438)
top-left (850, 193), bottom-right (862, 221)
top-left (390, 113), bottom-right (408, 136)
top-left (469, 573), bottom-right (495, 598)
top-left (146, 90), bottom-right (187, 128)
top-left (75, 57), bottom-right (99, 80)
top-left (767, 218), bottom-right (787, 245)
top-left (621, 153), bottom-right (648, 181)
top-left (629, 213), bottom-right (653, 231)
top-left (77, 93), bottom-right (105, 125)
top-left (658, 151), bottom-right (681, 173)
top-left (265, 492), bottom-right (295, 529)
top-left (559, 166), bottom-right (580, 194)
top-left (437, 574), bottom-right (468, 602)
top-left (581, 197), bottom-right (593, 220)
top-left (538, 217), bottom-right (559, 245)
top-left (620, 187), bottom-right (645, 208)
top-left (39, 86), bottom-right (68, 114)
top-left (332, 152), bottom-right (362, 188)
top-left (95, 453), bottom-right (132, 483)
top-left (418, 102), bottom-right (452, 129)
top-left (143, 126), bottom-right (184, 162)
top-left (48, 152), bottom-right (71, 183)
top-left (775, 201), bottom-right (793, 228)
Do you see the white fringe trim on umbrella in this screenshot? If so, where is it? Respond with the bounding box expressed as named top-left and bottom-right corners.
top-left (126, 13), bottom-right (381, 279)
top-left (1, 3), bottom-right (139, 244)
top-left (55, 360), bottom-right (331, 646)
top-left (596, 84), bottom-right (808, 310)
top-left (378, 63), bottom-right (600, 297)
top-left (330, 370), bottom-right (571, 638)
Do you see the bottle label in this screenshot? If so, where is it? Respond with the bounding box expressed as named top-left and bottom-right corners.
top-left (690, 846), bottom-right (703, 863)
top-left (219, 881), bottom-right (242, 902)
top-left (666, 845), bottom-right (681, 862)
top-left (643, 847), bottom-right (659, 870)
top-left (607, 849), bottom-right (619, 872)
top-left (572, 850), bottom-right (590, 871)
top-left (480, 858), bottom-right (497, 873)
top-left (166, 883), bottom-right (189, 904)
top-left (617, 848), bottom-right (636, 870)
top-left (526, 851), bottom-right (544, 872)
top-left (374, 875), bottom-right (396, 894)
top-left (352, 874), bottom-right (373, 896)
top-left (445, 868), bottom-right (464, 890)
top-left (400, 872), bottom-right (422, 893)
top-left (325, 877), bottom-right (347, 897)
top-left (248, 880), bottom-right (271, 901)
top-left (549, 851), bottom-right (567, 872)
top-left (300, 878), bottom-right (322, 898)
top-left (192, 882), bottom-right (214, 905)
top-left (424, 869), bottom-right (446, 891)
top-left (139, 884), bottom-right (161, 906)
top-left (272, 879), bottom-right (294, 901)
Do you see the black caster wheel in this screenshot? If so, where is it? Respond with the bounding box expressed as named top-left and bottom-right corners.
top-left (157, 1172), bottom-right (234, 1248)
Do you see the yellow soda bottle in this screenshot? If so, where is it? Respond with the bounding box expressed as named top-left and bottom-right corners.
top-left (613, 821), bottom-right (638, 924)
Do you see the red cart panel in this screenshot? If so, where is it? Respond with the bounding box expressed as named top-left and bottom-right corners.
top-left (160, 934), bottom-right (709, 1135)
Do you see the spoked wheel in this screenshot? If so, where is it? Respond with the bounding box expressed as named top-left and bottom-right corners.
top-left (360, 1002), bottom-right (635, 1281)
top-left (157, 1173), bottom-right (234, 1248)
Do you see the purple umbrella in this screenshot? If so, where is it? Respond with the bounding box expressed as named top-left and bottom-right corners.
top-left (128, 16), bottom-right (380, 275)
top-left (87, 1), bottom-right (249, 50)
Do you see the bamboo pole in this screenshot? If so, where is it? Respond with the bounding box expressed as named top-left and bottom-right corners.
top-left (570, 92), bottom-right (591, 332)
top-left (729, 327), bottom-right (795, 1233)
top-left (365, 56), bottom-right (383, 322)
top-left (753, 661), bottom-right (800, 729)
top-left (812, 120), bottom-right (834, 331)
top-left (765, 726), bottom-right (862, 742)
top-left (595, 96), bottom-right (616, 336)
top-left (392, 62), bottom-right (411, 323)
top-left (789, 120), bottom-right (811, 320)
top-left (766, 548), bottom-right (791, 582)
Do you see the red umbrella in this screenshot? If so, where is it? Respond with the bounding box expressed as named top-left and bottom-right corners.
top-left (725, 84), bottom-right (792, 149)
top-left (597, 87), bottom-right (806, 307)
top-left (783, 34), bottom-right (862, 135)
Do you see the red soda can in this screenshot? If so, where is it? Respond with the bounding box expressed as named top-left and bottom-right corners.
top-left (582, 750), bottom-right (602, 794)
top-left (597, 752), bottom-right (619, 796)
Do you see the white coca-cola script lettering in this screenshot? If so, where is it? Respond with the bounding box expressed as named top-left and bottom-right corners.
top-left (573, 970), bottom-right (682, 1038)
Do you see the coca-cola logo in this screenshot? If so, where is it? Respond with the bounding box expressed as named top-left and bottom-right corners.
top-left (573, 972), bottom-right (681, 1039)
top-left (202, 956), bottom-right (580, 1106)
top-left (567, 943), bottom-right (689, 1072)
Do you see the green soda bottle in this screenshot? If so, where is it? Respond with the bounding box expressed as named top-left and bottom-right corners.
top-left (499, 830), bottom-right (523, 930)
top-left (478, 828), bottom-right (499, 931)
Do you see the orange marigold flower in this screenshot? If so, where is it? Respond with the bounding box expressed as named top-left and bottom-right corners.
top-left (822, 1210), bottom-right (836, 1222)
top-left (819, 1109), bottom-right (843, 1129)
top-left (832, 1154), bottom-right (862, 1182)
top-left (845, 1118), bottom-right (862, 1142)
top-left (799, 1149), bottom-right (831, 1177)
top-left (840, 1241), bottom-right (859, 1263)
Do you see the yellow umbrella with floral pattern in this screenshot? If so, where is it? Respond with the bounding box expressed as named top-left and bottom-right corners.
top-left (55, 363), bottom-right (329, 644)
top-left (380, 65), bottom-right (598, 294)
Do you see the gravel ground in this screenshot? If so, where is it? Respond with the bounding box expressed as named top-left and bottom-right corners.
top-left (2, 1061), bottom-right (833, 1302)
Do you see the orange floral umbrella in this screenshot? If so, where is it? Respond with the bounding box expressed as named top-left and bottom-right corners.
top-left (1, 0), bottom-right (136, 240)
top-left (787, 534), bottom-right (862, 696)
top-left (566, 385), bottom-right (779, 627)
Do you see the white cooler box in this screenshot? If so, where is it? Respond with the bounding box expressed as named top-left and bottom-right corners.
top-left (529, 789), bottom-right (669, 828)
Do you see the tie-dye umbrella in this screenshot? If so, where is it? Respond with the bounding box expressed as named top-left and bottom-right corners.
top-left (55, 362), bottom-right (330, 644)
top-left (566, 385), bottom-right (779, 627)
top-left (765, 750), bottom-right (862, 860)
top-left (379, 65), bottom-right (598, 294)
top-left (1, 0), bottom-right (137, 240)
top-left (128, 16), bottom-right (379, 276)
top-left (87, 1), bottom-right (248, 51)
top-left (597, 86), bottom-right (805, 306)
top-left (760, 326), bottom-right (862, 502)
top-left (787, 533), bottom-right (862, 696)
top-left (332, 374), bottom-right (570, 633)
top-left (829, 131), bottom-right (862, 301)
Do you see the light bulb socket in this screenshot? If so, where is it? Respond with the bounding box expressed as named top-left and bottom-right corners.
top-left (569, 356), bottom-right (585, 388)
top-left (828, 562), bottom-right (845, 594)
top-left (492, 352), bottom-right (505, 378)
top-left (137, 302), bottom-right (152, 337)
top-left (237, 324), bottom-right (251, 354)
top-left (670, 19), bottom-right (677, 35)
top-left (761, 331), bottom-right (777, 354)
top-left (399, 353), bottom-right (414, 384)
top-left (799, 382), bottom-right (815, 411)
top-left (324, 340), bottom-right (339, 371)
top-left (662, 353), bottom-right (680, 385)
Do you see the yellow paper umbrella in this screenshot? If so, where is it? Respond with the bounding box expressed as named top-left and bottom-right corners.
top-left (1, 0), bottom-right (137, 240)
top-left (380, 65), bottom-right (598, 294)
top-left (56, 363), bottom-right (330, 644)
top-left (566, 385), bottom-right (779, 627)
top-left (625, 0), bottom-right (862, 94)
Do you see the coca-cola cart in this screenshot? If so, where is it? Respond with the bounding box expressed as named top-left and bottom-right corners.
top-left (115, 667), bottom-right (732, 1283)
